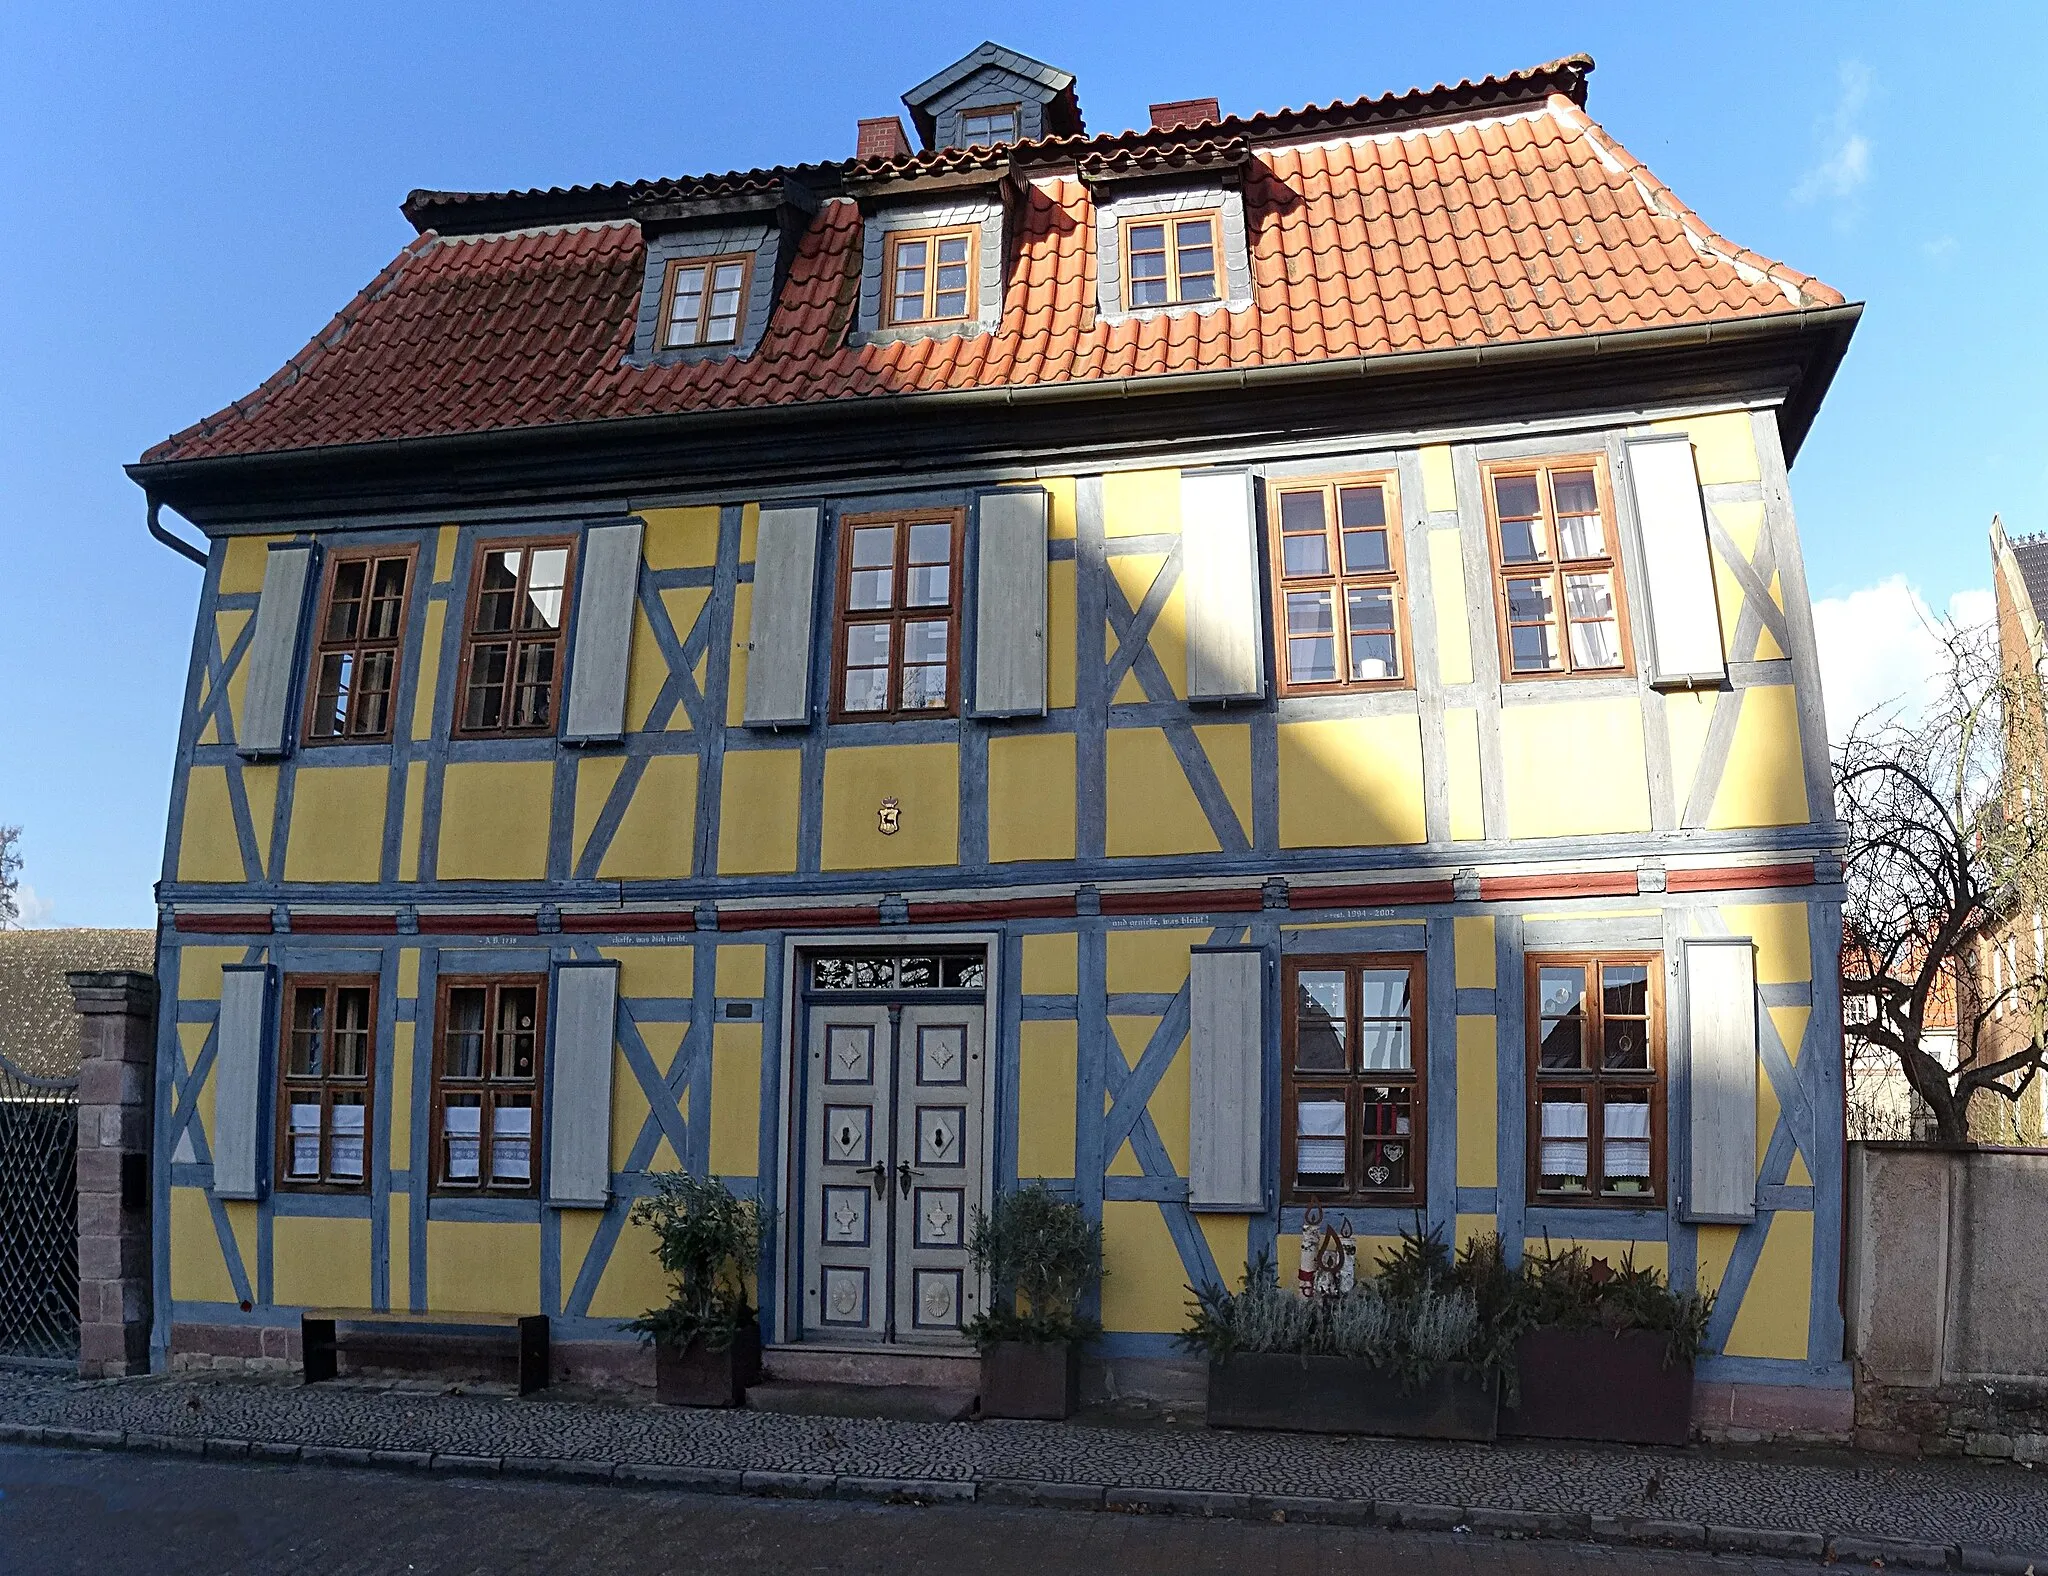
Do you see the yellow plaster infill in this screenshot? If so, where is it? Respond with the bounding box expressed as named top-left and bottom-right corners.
top-left (1755, 573), bottom-right (1788, 660)
top-left (716, 747), bottom-right (800, 875)
top-left (1108, 554), bottom-right (1188, 701)
top-left (398, 761), bottom-right (427, 882)
top-left (1041, 475), bottom-right (1078, 541)
top-left (1708, 687), bottom-right (1810, 829)
top-left (388, 1193), bottom-right (409, 1309)
top-left (169, 1188), bottom-right (243, 1304)
top-left (1107, 928), bottom-right (1202, 994)
top-left (1102, 468), bottom-right (1179, 539)
top-left (629, 588), bottom-right (709, 732)
top-left (1278, 715), bottom-right (1427, 849)
top-left (1696, 1223), bottom-right (1740, 1306)
top-left (1710, 499), bottom-right (1767, 565)
top-left (218, 536), bottom-right (280, 596)
top-left (284, 766), bottom-right (388, 884)
top-left (1526, 1238), bottom-right (1669, 1276)
top-left (1454, 917), bottom-right (1496, 989)
top-left (601, 755), bottom-right (698, 880)
top-left (271, 1215), bottom-right (373, 1309)
top-left (426, 1220), bottom-right (541, 1316)
top-left (1017, 1020), bottom-right (1077, 1179)
top-left (1455, 1214), bottom-right (1496, 1254)
top-left (1720, 901), bottom-right (1812, 984)
top-left (1106, 729), bottom-right (1221, 857)
top-left (199, 610), bottom-right (252, 744)
top-left (615, 1024), bottom-right (680, 1169)
top-left (177, 767), bottom-right (248, 883)
top-left (1445, 707), bottom-right (1484, 840)
top-left (176, 947), bottom-right (248, 1004)
top-left (242, 766), bottom-right (278, 871)
top-left (1665, 690), bottom-right (1717, 818)
top-left (725, 583), bottom-right (754, 727)
top-left (1099, 1200), bottom-right (1189, 1332)
top-left (398, 948), bottom-right (420, 999)
top-left (1770, 1005), bottom-right (1811, 1069)
top-left (1047, 559), bottom-right (1077, 710)
top-left (601, 943), bottom-right (693, 1000)
top-left (437, 760), bottom-right (553, 881)
top-left (1146, 1037), bottom-right (1192, 1175)
top-left (410, 603), bottom-right (445, 740)
top-left (433, 525), bottom-right (459, 584)
top-left (1711, 549), bottom-right (1747, 653)
top-left (177, 1023), bottom-right (214, 1152)
top-left (988, 732), bottom-right (1076, 864)
top-left (1501, 698), bottom-right (1651, 838)
top-left (1419, 444), bottom-right (1458, 513)
top-left (737, 501), bottom-right (762, 565)
top-left (1456, 1016), bottom-right (1498, 1187)
top-left (389, 1023), bottom-right (414, 1162)
top-left (708, 1022), bottom-right (762, 1176)
top-left (821, 743), bottom-right (960, 871)
top-left (578, 1212), bottom-right (675, 1320)
top-left (1022, 932), bottom-right (1078, 995)
top-left (716, 944), bottom-right (766, 997)
top-left (1722, 1211), bottom-right (1814, 1360)
top-left (572, 755), bottom-right (626, 870)
top-left (1197, 1215), bottom-right (1249, 1291)
top-left (1650, 410), bottom-right (1760, 486)
top-left (640, 506), bottom-right (722, 570)
top-left (1429, 534), bottom-right (1474, 686)
top-left (1194, 724), bottom-right (1253, 844)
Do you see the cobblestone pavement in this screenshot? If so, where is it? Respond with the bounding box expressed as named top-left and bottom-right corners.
top-left (0, 1444), bottom-right (1854, 1576)
top-left (2, 1369), bottom-right (2045, 1568)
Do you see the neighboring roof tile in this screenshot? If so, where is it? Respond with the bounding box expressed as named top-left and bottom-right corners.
top-left (140, 57), bottom-right (1846, 467)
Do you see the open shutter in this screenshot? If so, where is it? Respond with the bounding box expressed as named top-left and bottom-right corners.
top-left (236, 542), bottom-right (317, 757)
top-left (1682, 937), bottom-right (1758, 1224)
top-left (1181, 470), bottom-right (1266, 702)
top-left (1188, 944), bottom-right (1266, 1211)
top-left (1625, 435), bottom-right (1727, 689)
top-left (742, 504), bottom-right (822, 728)
top-left (211, 964), bottom-right (273, 1201)
top-left (547, 961), bottom-right (618, 1208)
top-left (562, 519), bottom-right (644, 744)
top-left (972, 489), bottom-right (1048, 717)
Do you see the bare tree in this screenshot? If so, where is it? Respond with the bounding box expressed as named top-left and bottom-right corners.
top-left (1836, 620), bottom-right (2048, 1142)
top-left (0, 824), bottom-right (19, 929)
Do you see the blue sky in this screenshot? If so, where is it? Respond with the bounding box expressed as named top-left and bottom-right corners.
top-left (3, 1), bottom-right (2043, 926)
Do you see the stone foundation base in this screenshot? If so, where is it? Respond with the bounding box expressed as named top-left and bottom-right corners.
top-left (1691, 1381), bottom-right (1853, 1445)
top-left (1084, 1355), bottom-right (1206, 1407)
top-left (1856, 1367), bottom-right (2048, 1458)
top-left (169, 1322), bottom-right (655, 1390)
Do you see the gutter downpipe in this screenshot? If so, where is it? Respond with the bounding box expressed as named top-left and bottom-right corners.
top-left (147, 494), bottom-right (208, 567)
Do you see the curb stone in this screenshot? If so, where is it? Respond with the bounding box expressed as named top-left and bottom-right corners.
top-left (429, 1452), bottom-right (502, 1475)
top-left (1246, 1493), bottom-right (1376, 1526)
top-left (1827, 1534), bottom-right (1961, 1570)
top-left (1707, 1524), bottom-right (1827, 1559)
top-left (1381, 1502), bottom-right (1463, 1531)
top-left (741, 1469), bottom-right (833, 1497)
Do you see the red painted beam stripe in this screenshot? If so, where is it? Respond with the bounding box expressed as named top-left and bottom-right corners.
top-left (1478, 872), bottom-right (1638, 901)
top-left (714, 905), bottom-right (882, 932)
top-left (1097, 888), bottom-right (1265, 917)
top-left (287, 913), bottom-right (399, 935)
top-left (415, 914), bottom-right (540, 935)
top-left (1664, 861), bottom-right (1817, 893)
top-left (558, 911), bottom-right (696, 934)
top-left (174, 912), bottom-right (273, 935)
top-left (907, 896), bottom-right (1077, 924)
top-left (1289, 879), bottom-right (1458, 910)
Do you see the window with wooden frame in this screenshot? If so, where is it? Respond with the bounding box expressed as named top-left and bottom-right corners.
top-left (1270, 475), bottom-right (1409, 692)
top-left (658, 253), bottom-right (752, 349)
top-left (831, 510), bottom-right (963, 720)
top-left (956, 104), bottom-right (1019, 146)
top-left (305, 550), bottom-right (413, 742)
top-left (276, 976), bottom-right (376, 1192)
top-left (885, 228), bottom-right (977, 325)
top-left (1122, 212), bottom-right (1220, 309)
top-left (1484, 458), bottom-right (1631, 677)
top-left (1282, 955), bottom-right (1425, 1205)
top-left (456, 539), bottom-right (575, 735)
top-left (1527, 954), bottom-right (1664, 1205)
top-left (432, 977), bottom-right (545, 1195)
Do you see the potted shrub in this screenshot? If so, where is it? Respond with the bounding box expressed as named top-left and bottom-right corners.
top-left (1499, 1240), bottom-right (1714, 1447)
top-left (626, 1173), bottom-right (765, 1407)
top-left (1184, 1225), bottom-right (1505, 1441)
top-left (963, 1184), bottom-right (1102, 1420)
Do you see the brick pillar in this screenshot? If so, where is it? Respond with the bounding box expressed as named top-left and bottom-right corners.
top-left (67, 969), bottom-right (158, 1378)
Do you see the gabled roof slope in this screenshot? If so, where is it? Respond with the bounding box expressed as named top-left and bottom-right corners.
top-left (140, 57), bottom-right (1845, 467)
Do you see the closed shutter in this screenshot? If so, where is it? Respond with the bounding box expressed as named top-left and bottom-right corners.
top-left (742, 504), bottom-right (822, 728)
top-left (547, 961), bottom-right (618, 1208)
top-left (1188, 944), bottom-right (1266, 1211)
top-left (212, 964), bottom-right (273, 1201)
top-left (1682, 938), bottom-right (1758, 1224)
top-left (237, 542), bottom-right (317, 757)
top-left (562, 519), bottom-right (645, 744)
top-left (972, 489), bottom-right (1049, 717)
top-left (1625, 435), bottom-right (1727, 689)
top-left (1181, 470), bottom-right (1267, 702)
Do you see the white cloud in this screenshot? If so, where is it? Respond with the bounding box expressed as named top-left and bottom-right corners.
top-left (1811, 576), bottom-right (1992, 741)
top-left (9, 883), bottom-right (57, 928)
top-left (1921, 234), bottom-right (1958, 261)
top-left (1793, 60), bottom-right (1874, 214)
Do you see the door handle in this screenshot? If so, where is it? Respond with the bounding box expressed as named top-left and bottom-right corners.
top-left (896, 1160), bottom-right (926, 1198)
top-left (854, 1162), bottom-right (888, 1199)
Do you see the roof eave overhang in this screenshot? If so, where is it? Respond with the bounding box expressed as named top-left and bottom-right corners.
top-left (129, 304), bottom-right (1861, 529)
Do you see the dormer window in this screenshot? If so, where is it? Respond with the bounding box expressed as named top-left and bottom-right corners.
top-left (659, 254), bottom-right (752, 349)
top-left (887, 228), bottom-right (977, 326)
top-left (1124, 213), bottom-right (1220, 308)
top-left (957, 105), bottom-right (1018, 146)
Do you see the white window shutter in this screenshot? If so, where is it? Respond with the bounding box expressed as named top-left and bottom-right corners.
top-left (1625, 436), bottom-right (1727, 689)
top-left (1181, 470), bottom-right (1267, 702)
top-left (1188, 945), bottom-right (1266, 1211)
top-left (562, 520), bottom-right (644, 743)
top-left (742, 504), bottom-right (822, 728)
top-left (547, 961), bottom-right (618, 1208)
top-left (1682, 938), bottom-right (1758, 1223)
top-left (212, 964), bottom-right (273, 1201)
top-left (972, 489), bottom-right (1049, 717)
top-left (237, 542), bottom-right (317, 757)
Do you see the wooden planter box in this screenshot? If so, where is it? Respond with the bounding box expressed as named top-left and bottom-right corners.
top-left (1206, 1353), bottom-right (1498, 1441)
top-left (980, 1340), bottom-right (1080, 1420)
top-left (654, 1321), bottom-right (762, 1408)
top-left (1500, 1328), bottom-right (1692, 1446)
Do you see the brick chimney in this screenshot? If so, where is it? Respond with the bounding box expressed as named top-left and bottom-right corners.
top-left (857, 116), bottom-right (912, 161)
top-left (1149, 97), bottom-right (1220, 132)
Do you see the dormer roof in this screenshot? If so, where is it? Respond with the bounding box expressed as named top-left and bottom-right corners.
top-left (899, 41), bottom-right (1083, 149)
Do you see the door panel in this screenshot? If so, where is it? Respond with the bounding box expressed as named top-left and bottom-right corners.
top-left (892, 1005), bottom-right (986, 1345)
top-left (802, 1006), bottom-right (892, 1341)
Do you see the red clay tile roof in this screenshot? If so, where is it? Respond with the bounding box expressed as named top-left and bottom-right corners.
top-left (142, 57), bottom-right (1845, 466)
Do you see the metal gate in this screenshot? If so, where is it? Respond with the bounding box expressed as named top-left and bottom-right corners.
top-left (0, 1051), bottom-right (79, 1364)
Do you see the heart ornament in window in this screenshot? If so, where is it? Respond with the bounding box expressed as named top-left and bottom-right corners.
top-left (1383, 1144), bottom-right (1404, 1162)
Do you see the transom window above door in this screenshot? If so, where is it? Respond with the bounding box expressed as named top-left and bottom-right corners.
top-left (809, 950), bottom-right (986, 991)
top-left (659, 254), bottom-right (752, 348)
top-left (1282, 955), bottom-right (1425, 1205)
top-left (886, 229), bottom-right (977, 325)
top-left (457, 539), bottom-right (575, 734)
top-left (1123, 213), bottom-right (1220, 308)
top-left (1270, 475), bottom-right (1408, 692)
top-left (832, 511), bottom-right (963, 719)
top-left (1484, 459), bottom-right (1631, 677)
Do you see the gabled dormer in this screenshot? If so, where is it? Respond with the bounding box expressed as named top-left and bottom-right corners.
top-left (900, 41), bottom-right (1083, 151)
top-left (626, 174), bottom-right (820, 366)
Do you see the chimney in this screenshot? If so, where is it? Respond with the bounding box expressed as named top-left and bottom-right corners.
top-left (857, 116), bottom-right (913, 161)
top-left (1149, 97), bottom-right (1220, 132)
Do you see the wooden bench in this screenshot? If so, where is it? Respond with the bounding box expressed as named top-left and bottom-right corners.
top-left (301, 1309), bottom-right (550, 1395)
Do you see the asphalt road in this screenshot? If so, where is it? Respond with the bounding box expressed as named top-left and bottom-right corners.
top-left (0, 1444), bottom-right (1834, 1575)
